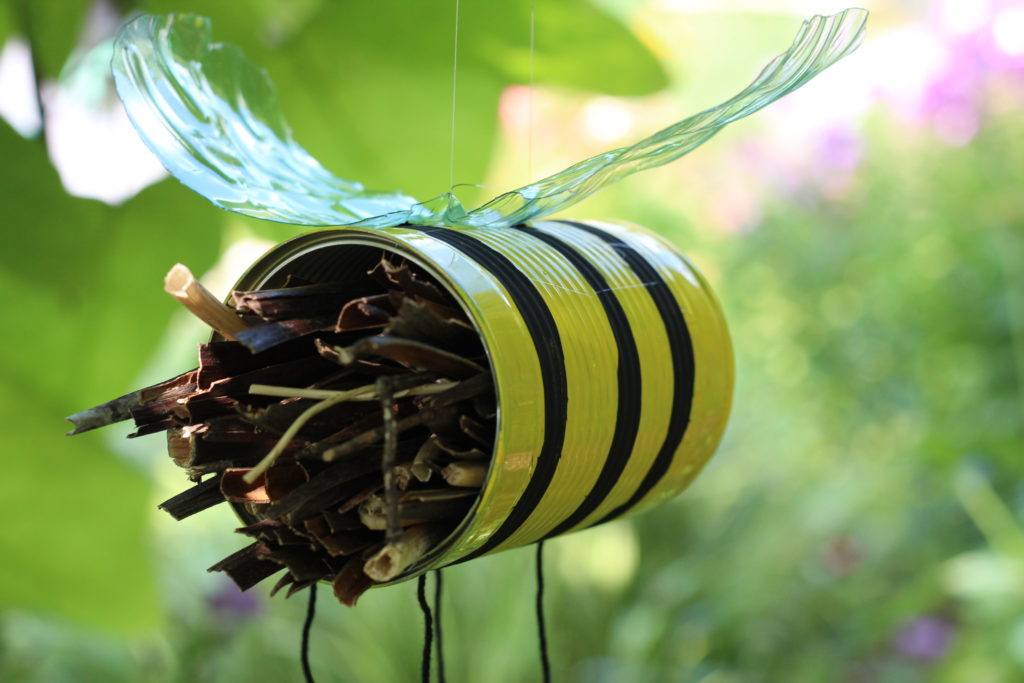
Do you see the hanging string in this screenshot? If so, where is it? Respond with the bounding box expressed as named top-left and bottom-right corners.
top-left (434, 570), bottom-right (448, 683)
top-left (527, 0), bottom-right (536, 180)
top-left (536, 541), bottom-right (551, 683)
top-left (300, 583), bottom-right (318, 683)
top-left (418, 573), bottom-right (434, 683)
top-left (448, 0), bottom-right (462, 192)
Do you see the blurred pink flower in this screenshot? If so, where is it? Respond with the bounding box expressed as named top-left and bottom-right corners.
top-left (915, 0), bottom-right (1024, 145)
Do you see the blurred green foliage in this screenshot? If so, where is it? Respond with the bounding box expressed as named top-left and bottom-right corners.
top-left (9, 1), bottom-right (92, 78)
top-left (139, 0), bottom-right (666, 203)
top-left (0, 121), bottom-right (218, 633)
top-left (1, 1), bottom-right (1022, 682)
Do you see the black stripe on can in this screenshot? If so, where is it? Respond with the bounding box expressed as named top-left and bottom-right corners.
top-left (512, 225), bottom-right (644, 539)
top-left (409, 226), bottom-right (567, 561)
top-left (559, 221), bottom-right (696, 525)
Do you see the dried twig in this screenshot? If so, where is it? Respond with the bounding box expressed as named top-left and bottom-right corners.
top-left (363, 524), bottom-right (442, 582)
top-left (164, 264), bottom-right (250, 340)
top-left (378, 376), bottom-right (401, 545)
top-left (248, 381), bottom-right (458, 402)
top-left (441, 461), bottom-right (488, 488)
top-left (242, 387), bottom-right (376, 484)
top-left (72, 253), bottom-right (497, 604)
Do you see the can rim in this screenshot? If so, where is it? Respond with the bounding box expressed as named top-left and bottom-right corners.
top-left (222, 227), bottom-right (504, 585)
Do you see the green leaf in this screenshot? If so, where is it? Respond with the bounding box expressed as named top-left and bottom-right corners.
top-left (133, 0), bottom-right (667, 202)
top-left (73, 181), bottom-right (225, 402)
top-left (141, 0), bottom-right (322, 53)
top-left (0, 120), bottom-right (223, 633)
top-left (0, 123), bottom-right (222, 404)
top-left (0, 3), bottom-right (10, 48)
top-left (262, 0), bottom-right (505, 202)
top-left (134, 0), bottom-right (498, 202)
top-left (274, 0), bottom-right (667, 194)
top-left (13, 0), bottom-right (92, 78)
top-left (0, 389), bottom-right (158, 634)
top-left (474, 0), bottom-right (670, 96)
top-left (0, 114), bottom-right (105, 294)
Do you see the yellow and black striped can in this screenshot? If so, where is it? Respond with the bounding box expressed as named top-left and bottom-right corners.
top-left (231, 219), bottom-right (733, 582)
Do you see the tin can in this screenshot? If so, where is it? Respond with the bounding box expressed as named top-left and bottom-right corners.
top-left (229, 219), bottom-right (733, 583)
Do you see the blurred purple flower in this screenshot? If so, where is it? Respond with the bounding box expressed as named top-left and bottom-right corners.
top-left (817, 127), bottom-right (862, 172)
top-left (685, 1), bottom-right (1024, 223)
top-left (206, 578), bottom-right (262, 623)
top-left (737, 123), bottom-right (863, 204)
top-left (894, 615), bottom-right (956, 662)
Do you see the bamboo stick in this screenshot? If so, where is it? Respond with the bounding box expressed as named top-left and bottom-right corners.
top-left (441, 461), bottom-right (488, 488)
top-left (164, 264), bottom-right (250, 340)
top-left (363, 524), bottom-right (440, 582)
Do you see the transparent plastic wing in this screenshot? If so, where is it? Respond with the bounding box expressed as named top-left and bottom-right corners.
top-left (112, 14), bottom-right (420, 227)
top-left (461, 7), bottom-right (868, 227)
top-left (112, 9), bottom-right (867, 229)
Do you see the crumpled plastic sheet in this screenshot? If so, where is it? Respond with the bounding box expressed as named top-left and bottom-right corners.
top-left (112, 8), bottom-right (868, 229)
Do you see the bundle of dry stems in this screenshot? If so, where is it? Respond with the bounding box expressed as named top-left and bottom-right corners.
top-left (68, 254), bottom-right (496, 606)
